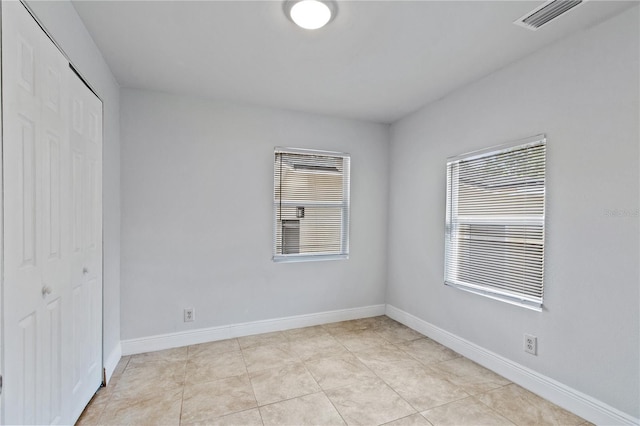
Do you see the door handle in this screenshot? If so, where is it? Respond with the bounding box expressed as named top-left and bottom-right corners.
top-left (42, 285), bottom-right (52, 297)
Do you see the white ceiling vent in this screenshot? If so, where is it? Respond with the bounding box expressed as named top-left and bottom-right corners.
top-left (515, 0), bottom-right (585, 31)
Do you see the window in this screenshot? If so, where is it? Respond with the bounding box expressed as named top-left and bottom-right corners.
top-left (273, 147), bottom-right (350, 262)
top-left (445, 135), bottom-right (546, 310)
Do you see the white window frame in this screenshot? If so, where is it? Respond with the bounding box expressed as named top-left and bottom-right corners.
top-left (445, 135), bottom-right (546, 311)
top-left (273, 147), bottom-right (350, 263)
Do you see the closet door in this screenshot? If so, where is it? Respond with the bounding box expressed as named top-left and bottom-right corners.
top-left (1, 2), bottom-right (103, 424)
top-left (2, 2), bottom-right (71, 423)
top-left (68, 66), bottom-right (103, 422)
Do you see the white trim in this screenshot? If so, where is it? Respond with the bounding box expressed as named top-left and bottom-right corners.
top-left (275, 146), bottom-right (350, 157)
top-left (385, 304), bottom-right (639, 426)
top-left (447, 134), bottom-right (545, 163)
top-left (273, 253), bottom-right (348, 263)
top-left (121, 304), bottom-right (385, 356)
top-left (103, 342), bottom-right (122, 385)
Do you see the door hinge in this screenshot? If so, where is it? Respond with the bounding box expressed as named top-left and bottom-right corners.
top-left (0, 374), bottom-right (3, 395)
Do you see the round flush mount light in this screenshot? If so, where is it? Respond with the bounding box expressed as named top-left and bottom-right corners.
top-left (283, 0), bottom-right (338, 30)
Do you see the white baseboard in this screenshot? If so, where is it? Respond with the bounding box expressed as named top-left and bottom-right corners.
top-left (385, 304), bottom-right (639, 426)
top-left (121, 304), bottom-right (386, 356)
top-left (103, 342), bottom-right (122, 385)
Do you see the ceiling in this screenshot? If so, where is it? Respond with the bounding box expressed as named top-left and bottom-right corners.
top-left (72, 0), bottom-right (635, 123)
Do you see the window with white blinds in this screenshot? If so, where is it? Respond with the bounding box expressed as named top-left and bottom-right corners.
top-left (445, 135), bottom-right (546, 310)
top-left (273, 147), bottom-right (350, 262)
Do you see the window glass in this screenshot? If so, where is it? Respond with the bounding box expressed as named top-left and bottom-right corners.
top-left (445, 135), bottom-right (546, 310)
top-left (274, 148), bottom-right (350, 262)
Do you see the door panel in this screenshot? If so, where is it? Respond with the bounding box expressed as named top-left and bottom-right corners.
top-left (2, 2), bottom-right (103, 424)
top-left (17, 116), bottom-right (37, 267)
top-left (44, 297), bottom-right (63, 425)
top-left (3, 3), bottom-right (58, 422)
top-left (45, 133), bottom-right (62, 260)
top-left (71, 151), bottom-right (83, 253)
top-left (17, 313), bottom-right (37, 425)
top-left (18, 36), bottom-right (35, 93)
top-left (68, 71), bottom-right (103, 421)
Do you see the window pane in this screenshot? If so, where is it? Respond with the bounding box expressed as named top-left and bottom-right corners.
top-left (276, 206), bottom-right (343, 254)
top-left (445, 136), bottom-right (546, 309)
top-left (274, 148), bottom-right (350, 261)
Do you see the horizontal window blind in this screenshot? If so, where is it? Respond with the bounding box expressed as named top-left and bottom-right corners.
top-left (445, 135), bottom-right (546, 310)
top-left (274, 147), bottom-right (350, 262)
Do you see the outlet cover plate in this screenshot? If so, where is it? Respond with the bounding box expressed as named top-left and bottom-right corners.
top-left (524, 334), bottom-right (537, 355)
top-left (184, 308), bottom-right (195, 322)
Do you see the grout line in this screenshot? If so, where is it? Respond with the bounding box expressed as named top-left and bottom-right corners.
top-left (471, 393), bottom-right (519, 426)
top-left (177, 357), bottom-right (188, 426)
top-left (323, 390), bottom-right (349, 426)
top-left (239, 338), bottom-right (263, 422)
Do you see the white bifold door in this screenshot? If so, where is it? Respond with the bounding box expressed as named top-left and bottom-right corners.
top-left (1, 1), bottom-right (103, 424)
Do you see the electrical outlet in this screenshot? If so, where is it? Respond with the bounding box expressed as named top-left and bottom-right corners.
top-left (524, 334), bottom-right (537, 355)
top-left (184, 308), bottom-right (195, 322)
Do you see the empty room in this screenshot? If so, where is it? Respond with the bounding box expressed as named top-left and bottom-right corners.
top-left (0, 0), bottom-right (638, 425)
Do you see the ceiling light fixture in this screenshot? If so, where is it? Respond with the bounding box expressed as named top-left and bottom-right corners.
top-left (283, 0), bottom-right (338, 30)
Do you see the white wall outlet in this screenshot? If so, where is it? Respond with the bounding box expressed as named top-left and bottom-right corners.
top-left (184, 308), bottom-right (195, 322)
top-left (524, 334), bottom-right (537, 355)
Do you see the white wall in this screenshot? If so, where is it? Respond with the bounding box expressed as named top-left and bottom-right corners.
top-left (25, 0), bottom-right (122, 370)
top-left (388, 6), bottom-right (639, 419)
top-left (120, 89), bottom-right (389, 340)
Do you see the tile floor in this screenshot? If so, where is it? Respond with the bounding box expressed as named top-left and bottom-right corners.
top-left (77, 316), bottom-right (590, 426)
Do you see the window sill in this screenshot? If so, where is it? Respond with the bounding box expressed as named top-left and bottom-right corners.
top-left (273, 254), bottom-right (349, 263)
top-left (445, 280), bottom-right (543, 312)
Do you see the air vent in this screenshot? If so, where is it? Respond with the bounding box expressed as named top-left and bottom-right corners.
top-left (515, 0), bottom-right (584, 31)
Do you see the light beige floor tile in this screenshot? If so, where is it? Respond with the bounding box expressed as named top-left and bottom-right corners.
top-left (350, 316), bottom-right (387, 329)
top-left (112, 360), bottom-right (186, 400)
top-left (421, 396), bottom-right (515, 426)
top-left (374, 322), bottom-right (424, 344)
top-left (323, 319), bottom-right (371, 333)
top-left (188, 338), bottom-right (240, 358)
top-left (185, 350), bottom-right (247, 384)
top-left (86, 386), bottom-right (113, 406)
top-left (127, 347), bottom-right (188, 368)
top-left (329, 319), bottom-right (366, 332)
top-left (353, 343), bottom-right (416, 370)
top-left (326, 377), bottom-right (416, 425)
top-left (242, 343), bottom-right (300, 372)
top-left (239, 331), bottom-right (287, 349)
top-left (377, 360), bottom-right (469, 411)
top-left (428, 357), bottom-right (510, 395)
top-left (99, 387), bottom-right (183, 425)
top-left (289, 334), bottom-right (349, 362)
top-left (431, 357), bottom-right (508, 382)
top-left (332, 329), bottom-right (389, 352)
top-left (398, 338), bottom-right (460, 365)
top-left (260, 392), bottom-right (346, 426)
top-left (183, 408), bottom-right (263, 426)
top-left (382, 413), bottom-right (434, 426)
top-left (477, 384), bottom-right (585, 425)
top-left (181, 374), bottom-right (257, 423)
top-left (284, 325), bottom-right (330, 340)
top-left (76, 401), bottom-right (107, 426)
top-left (376, 316), bottom-right (400, 327)
top-left (306, 354), bottom-right (376, 390)
top-left (249, 362), bottom-right (320, 406)
top-left (105, 373), bottom-right (121, 390)
top-left (112, 356), bottom-right (131, 377)
top-left (365, 355), bottom-right (425, 377)
top-left (322, 321), bottom-right (352, 332)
